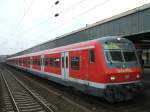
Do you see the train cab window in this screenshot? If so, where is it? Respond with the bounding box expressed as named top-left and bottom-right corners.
top-left (109, 50), bottom-right (123, 63)
top-left (71, 56), bottom-right (80, 70)
top-left (90, 49), bottom-right (95, 63)
top-left (50, 58), bottom-right (54, 67)
top-left (123, 51), bottom-right (137, 62)
top-left (55, 58), bottom-right (60, 67)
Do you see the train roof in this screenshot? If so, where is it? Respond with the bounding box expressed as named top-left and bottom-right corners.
top-left (99, 36), bottom-right (133, 43)
top-left (7, 36), bottom-right (135, 60)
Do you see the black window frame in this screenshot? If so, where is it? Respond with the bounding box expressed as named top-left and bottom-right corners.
top-left (62, 57), bottom-right (64, 68)
top-left (54, 58), bottom-right (60, 67)
top-left (44, 58), bottom-right (49, 66)
top-left (50, 58), bottom-right (54, 67)
top-left (71, 56), bottom-right (80, 70)
top-left (109, 50), bottom-right (124, 63)
top-left (90, 49), bottom-right (95, 63)
top-left (123, 51), bottom-right (137, 63)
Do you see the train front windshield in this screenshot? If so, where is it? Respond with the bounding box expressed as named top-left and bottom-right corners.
top-left (106, 50), bottom-right (137, 63)
top-left (103, 41), bottom-right (139, 67)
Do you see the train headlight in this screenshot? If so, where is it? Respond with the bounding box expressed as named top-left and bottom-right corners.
top-left (110, 76), bottom-right (115, 81)
top-left (117, 37), bottom-right (121, 41)
top-left (136, 74), bottom-right (140, 78)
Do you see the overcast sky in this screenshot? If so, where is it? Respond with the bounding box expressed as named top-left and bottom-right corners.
top-left (0, 0), bottom-right (150, 55)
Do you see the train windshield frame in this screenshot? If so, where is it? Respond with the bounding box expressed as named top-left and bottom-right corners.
top-left (105, 50), bottom-right (138, 64)
top-left (123, 51), bottom-right (137, 62)
top-left (109, 50), bottom-right (124, 63)
top-left (103, 41), bottom-right (138, 64)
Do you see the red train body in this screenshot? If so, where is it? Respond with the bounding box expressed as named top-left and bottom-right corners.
top-left (6, 36), bottom-right (143, 102)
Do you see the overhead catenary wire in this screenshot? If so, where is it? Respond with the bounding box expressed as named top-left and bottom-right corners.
top-left (13, 0), bottom-right (36, 38)
top-left (58, 0), bottom-right (88, 15)
top-left (32, 0), bottom-right (111, 41)
top-left (13, 0), bottom-right (111, 50)
top-left (16, 0), bottom-right (88, 36)
top-left (14, 0), bottom-right (58, 37)
top-left (54, 0), bottom-right (112, 32)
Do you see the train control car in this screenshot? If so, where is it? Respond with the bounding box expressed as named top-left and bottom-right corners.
top-left (6, 36), bottom-right (143, 102)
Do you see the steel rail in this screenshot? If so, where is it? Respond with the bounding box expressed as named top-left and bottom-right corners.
top-left (1, 71), bottom-right (20, 112)
top-left (3, 69), bottom-right (55, 112)
top-left (6, 69), bottom-right (93, 112)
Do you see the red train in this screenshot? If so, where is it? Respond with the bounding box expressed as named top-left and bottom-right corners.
top-left (6, 36), bottom-right (143, 102)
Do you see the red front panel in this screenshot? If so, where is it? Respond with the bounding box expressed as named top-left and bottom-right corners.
top-left (104, 67), bottom-right (142, 83)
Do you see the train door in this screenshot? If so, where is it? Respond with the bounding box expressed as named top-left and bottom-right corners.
top-left (81, 50), bottom-right (89, 85)
top-left (69, 50), bottom-right (89, 86)
top-left (61, 52), bottom-right (69, 80)
top-left (41, 55), bottom-right (44, 71)
top-left (30, 56), bottom-right (32, 69)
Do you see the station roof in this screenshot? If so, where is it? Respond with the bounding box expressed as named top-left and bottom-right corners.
top-left (10, 3), bottom-right (150, 57)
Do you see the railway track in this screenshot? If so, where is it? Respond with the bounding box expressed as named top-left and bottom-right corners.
top-left (0, 69), bottom-right (54, 112)
top-left (6, 69), bottom-right (93, 112)
top-left (0, 64), bottom-right (93, 112)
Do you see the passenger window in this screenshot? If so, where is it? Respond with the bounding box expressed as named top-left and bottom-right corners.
top-left (44, 58), bottom-right (49, 66)
top-left (38, 60), bottom-right (41, 65)
top-left (62, 57), bottom-right (64, 68)
top-left (66, 57), bottom-right (68, 68)
top-left (27, 60), bottom-right (30, 65)
top-left (71, 56), bottom-right (80, 70)
top-left (33, 59), bottom-right (36, 65)
top-left (55, 58), bottom-right (60, 67)
top-left (40, 59), bottom-right (42, 66)
top-left (90, 49), bottom-right (95, 63)
top-left (30, 59), bottom-right (32, 65)
top-left (32, 60), bottom-right (34, 65)
top-left (35, 59), bottom-right (40, 65)
top-left (50, 58), bottom-right (54, 67)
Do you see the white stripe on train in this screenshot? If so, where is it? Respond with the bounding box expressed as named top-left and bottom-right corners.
top-left (8, 64), bottom-right (140, 89)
